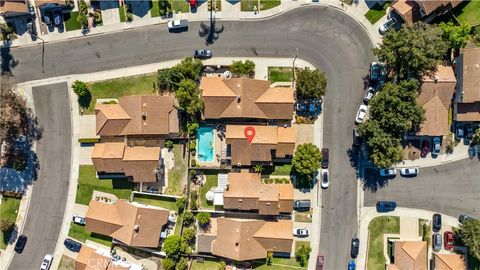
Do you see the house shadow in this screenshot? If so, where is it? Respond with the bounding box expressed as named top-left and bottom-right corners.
top-left (126, 0), bottom-right (150, 18)
top-left (99, 0), bottom-right (119, 10)
top-left (1, 44), bottom-right (18, 73)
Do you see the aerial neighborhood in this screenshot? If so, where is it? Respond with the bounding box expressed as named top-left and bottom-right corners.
top-left (0, 0), bottom-right (479, 270)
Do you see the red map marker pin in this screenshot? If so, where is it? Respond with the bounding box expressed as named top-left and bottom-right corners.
top-left (244, 126), bottom-right (256, 143)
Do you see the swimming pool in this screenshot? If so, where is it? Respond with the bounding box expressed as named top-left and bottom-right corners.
top-left (197, 126), bottom-right (215, 162)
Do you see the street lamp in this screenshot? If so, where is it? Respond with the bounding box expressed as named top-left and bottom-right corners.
top-left (30, 33), bottom-right (45, 74)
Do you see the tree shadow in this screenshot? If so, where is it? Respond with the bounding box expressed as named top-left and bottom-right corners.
top-left (360, 167), bottom-right (392, 192)
top-left (198, 12), bottom-right (224, 45)
top-left (1, 44), bottom-right (18, 74)
top-left (291, 171), bottom-right (314, 191)
top-left (347, 145), bottom-right (360, 174)
top-left (3, 224), bottom-right (19, 246)
top-left (78, 91), bottom-right (92, 109)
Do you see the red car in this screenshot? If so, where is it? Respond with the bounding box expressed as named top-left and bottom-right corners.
top-left (444, 231), bottom-right (454, 250)
top-left (421, 140), bottom-right (430, 158)
top-left (189, 0), bottom-right (197, 7)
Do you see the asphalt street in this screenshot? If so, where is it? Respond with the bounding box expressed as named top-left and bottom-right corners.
top-left (9, 83), bottom-right (72, 270)
top-left (5, 6), bottom-right (374, 270)
top-left (364, 158), bottom-right (480, 219)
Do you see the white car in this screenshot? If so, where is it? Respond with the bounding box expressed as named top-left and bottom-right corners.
top-left (293, 227), bottom-right (309, 237)
top-left (167, 19), bottom-right (188, 30)
top-left (379, 17), bottom-right (397, 35)
top-left (432, 137), bottom-right (441, 157)
top-left (40, 254), bottom-right (53, 270)
top-left (72, 215), bottom-right (86, 226)
top-left (363, 87), bottom-right (375, 104)
top-left (400, 167), bottom-right (419, 176)
top-left (379, 168), bottom-right (397, 177)
top-left (355, 104), bottom-right (368, 124)
top-left (320, 169), bottom-right (329, 189)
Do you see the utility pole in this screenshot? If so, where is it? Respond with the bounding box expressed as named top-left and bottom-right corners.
top-left (292, 47), bottom-right (299, 89)
top-left (30, 33), bottom-right (45, 74)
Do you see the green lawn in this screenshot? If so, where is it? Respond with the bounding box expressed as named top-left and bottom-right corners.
top-left (367, 216), bottom-right (400, 270)
top-left (64, 11), bottom-right (82, 31)
top-left (241, 0), bottom-right (256, 11)
top-left (272, 164), bottom-right (292, 176)
top-left (133, 193), bottom-right (178, 211)
top-left (0, 197), bottom-right (21, 250)
top-left (171, 0), bottom-right (190, 13)
top-left (260, 0), bottom-right (280, 10)
top-left (364, 2), bottom-right (391, 24)
top-left (268, 67), bottom-right (293, 83)
top-left (295, 240), bottom-right (310, 252)
top-left (76, 165), bottom-right (133, 205)
top-left (84, 73), bottom-right (157, 114)
top-left (150, 0), bottom-right (161, 17)
top-left (58, 255), bottom-right (75, 270)
top-left (455, 0), bottom-right (480, 26)
top-left (191, 259), bottom-right (222, 269)
top-left (68, 222), bottom-right (112, 247)
top-left (119, 5), bottom-right (126, 22)
top-left (165, 144), bottom-right (187, 196)
top-left (252, 257), bottom-right (307, 269)
top-left (199, 171), bottom-right (218, 210)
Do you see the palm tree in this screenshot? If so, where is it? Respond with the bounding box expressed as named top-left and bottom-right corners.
top-left (253, 164), bottom-right (264, 173)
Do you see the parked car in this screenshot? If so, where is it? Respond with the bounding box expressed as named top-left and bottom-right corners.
top-left (465, 126), bottom-right (474, 145)
top-left (443, 231), bottom-right (454, 250)
top-left (72, 215), bottom-right (86, 226)
top-left (189, 0), bottom-right (197, 7)
top-left (43, 13), bottom-right (52, 25)
top-left (379, 168), bottom-right (396, 177)
top-left (64, 238), bottom-right (82, 252)
top-left (370, 62), bottom-right (380, 81)
top-left (14, 235), bottom-right (27, 253)
top-left (399, 167), bottom-right (419, 176)
top-left (432, 137), bottom-right (441, 157)
top-left (376, 201), bottom-right (397, 212)
top-left (353, 128), bottom-right (362, 146)
top-left (433, 233), bottom-right (442, 252)
top-left (53, 9), bottom-right (62, 26)
top-left (421, 140), bottom-right (430, 158)
top-left (433, 213), bottom-right (442, 232)
top-left (456, 125), bottom-right (464, 141)
top-left (193, 49), bottom-right (212, 59)
top-left (167, 19), bottom-right (188, 31)
top-left (316, 255), bottom-right (324, 270)
top-left (26, 20), bottom-right (36, 35)
top-left (459, 214), bottom-right (478, 224)
top-left (379, 17), bottom-right (397, 35)
top-left (294, 200), bottom-right (311, 212)
top-left (350, 237), bottom-right (359, 258)
top-left (321, 148), bottom-right (329, 168)
top-left (40, 254), bottom-right (53, 270)
top-left (293, 227), bottom-right (310, 237)
top-left (348, 260), bottom-right (356, 270)
top-left (28, 2), bottom-right (36, 16)
top-left (355, 104), bottom-right (368, 124)
top-left (363, 87), bottom-right (375, 104)
top-left (320, 169), bottom-right (329, 189)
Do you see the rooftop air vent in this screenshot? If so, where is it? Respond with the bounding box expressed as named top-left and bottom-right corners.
top-left (134, 225), bottom-right (140, 232)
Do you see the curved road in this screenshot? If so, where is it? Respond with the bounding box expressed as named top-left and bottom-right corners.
top-left (6, 6), bottom-right (374, 270)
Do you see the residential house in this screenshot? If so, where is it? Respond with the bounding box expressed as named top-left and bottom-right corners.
top-left (391, 0), bottom-right (463, 25)
top-left (433, 253), bottom-right (466, 270)
top-left (0, 0), bottom-right (28, 18)
top-left (85, 199), bottom-right (170, 248)
top-left (225, 125), bottom-right (295, 166)
top-left (417, 64), bottom-right (456, 137)
top-left (386, 241), bottom-right (428, 270)
top-left (199, 217), bottom-right (293, 261)
top-left (223, 172), bottom-right (294, 215)
top-left (92, 95), bottom-right (179, 183)
top-left (75, 245), bottom-right (143, 270)
top-left (200, 77), bottom-right (295, 121)
top-left (455, 48), bottom-right (480, 123)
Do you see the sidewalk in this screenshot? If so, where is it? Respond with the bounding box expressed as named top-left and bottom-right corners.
top-left (8, 0), bottom-right (383, 48)
top-left (398, 143), bottom-right (469, 169)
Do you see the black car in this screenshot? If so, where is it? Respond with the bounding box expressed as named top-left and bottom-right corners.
top-left (14, 235), bottom-right (27, 253)
top-left (353, 128), bottom-right (362, 146)
top-left (350, 237), bottom-right (360, 258)
top-left (459, 214), bottom-right (478, 224)
top-left (433, 213), bottom-right (442, 232)
top-left (321, 148), bottom-right (329, 168)
top-left (64, 238), bottom-right (82, 252)
top-left (294, 200), bottom-right (311, 212)
top-left (376, 201), bottom-right (397, 213)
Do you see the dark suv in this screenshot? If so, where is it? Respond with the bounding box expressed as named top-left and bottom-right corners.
top-left (14, 235), bottom-right (27, 253)
top-left (321, 148), bottom-right (329, 168)
top-left (433, 213), bottom-right (442, 232)
top-left (376, 201), bottom-right (397, 213)
top-left (351, 237), bottom-right (359, 258)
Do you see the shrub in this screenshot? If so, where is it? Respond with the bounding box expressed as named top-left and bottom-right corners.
top-left (163, 235), bottom-right (183, 260)
top-left (295, 244), bottom-right (311, 267)
top-left (0, 218), bottom-right (14, 232)
top-left (165, 140), bottom-right (174, 149)
top-left (176, 196), bottom-right (187, 214)
top-left (182, 227), bottom-right (196, 245)
top-left (72, 80), bottom-right (90, 97)
top-left (190, 159), bottom-right (197, 167)
top-left (176, 258), bottom-right (188, 270)
top-left (187, 122), bottom-right (199, 136)
top-left (218, 261), bottom-right (226, 270)
top-left (79, 0), bottom-right (88, 14)
top-left (162, 258), bottom-right (176, 270)
top-left (189, 141), bottom-right (196, 152)
top-left (230, 60), bottom-right (255, 77)
top-left (182, 211), bottom-right (195, 227)
top-left (197, 212), bottom-right (211, 227)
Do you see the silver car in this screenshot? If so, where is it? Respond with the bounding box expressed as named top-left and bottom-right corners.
top-left (293, 227), bottom-right (309, 237)
top-left (379, 168), bottom-right (396, 177)
top-left (433, 233), bottom-right (442, 252)
top-left (400, 167), bottom-right (419, 176)
top-left (194, 49), bottom-right (212, 59)
top-left (379, 17), bottom-right (397, 35)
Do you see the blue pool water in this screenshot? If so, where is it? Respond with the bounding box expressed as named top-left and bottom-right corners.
top-left (197, 126), bottom-right (214, 162)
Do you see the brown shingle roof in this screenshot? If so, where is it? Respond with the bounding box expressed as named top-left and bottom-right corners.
top-left (392, 0), bottom-right (422, 25)
top-left (200, 77), bottom-right (294, 120)
top-left (456, 102), bottom-right (480, 121)
top-left (0, 0), bottom-right (28, 15)
top-left (91, 143), bottom-right (160, 182)
top-left (85, 199), bottom-right (170, 248)
top-left (223, 172), bottom-right (294, 215)
top-left (434, 253), bottom-right (466, 270)
top-left (226, 125), bottom-right (295, 166)
top-left (388, 241), bottom-right (427, 270)
top-left (95, 95), bottom-right (179, 137)
top-left (211, 218), bottom-right (293, 261)
top-left (458, 48), bottom-right (480, 103)
top-left (417, 65), bottom-right (456, 136)
top-left (417, 0), bottom-right (461, 16)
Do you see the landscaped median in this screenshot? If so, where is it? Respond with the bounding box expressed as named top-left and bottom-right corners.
top-left (366, 216), bottom-right (400, 270)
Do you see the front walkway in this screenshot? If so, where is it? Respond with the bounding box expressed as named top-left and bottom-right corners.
top-left (399, 143), bottom-right (470, 168)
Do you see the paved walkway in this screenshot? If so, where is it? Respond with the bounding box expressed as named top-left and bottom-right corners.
top-left (8, 0), bottom-right (383, 48)
top-left (399, 143), bottom-right (470, 168)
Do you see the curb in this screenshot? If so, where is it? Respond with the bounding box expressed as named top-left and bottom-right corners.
top-left (4, 3), bottom-right (378, 49)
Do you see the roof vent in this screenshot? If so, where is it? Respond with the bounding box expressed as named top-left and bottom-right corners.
top-left (236, 96), bottom-right (241, 103)
top-left (476, 64), bottom-right (479, 69)
top-left (142, 112), bottom-right (147, 120)
top-left (235, 242), bottom-right (239, 246)
top-left (134, 225), bottom-right (140, 232)
top-left (434, 75), bottom-right (439, 83)
top-left (143, 103), bottom-right (147, 107)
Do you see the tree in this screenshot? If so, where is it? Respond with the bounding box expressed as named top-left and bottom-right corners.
top-left (79, 0), bottom-right (88, 14)
top-left (163, 235), bottom-right (184, 260)
top-left (296, 68), bottom-right (327, 99)
top-left (0, 218), bottom-right (14, 232)
top-left (162, 258), bottom-right (176, 270)
top-left (76, 12), bottom-right (89, 30)
top-left (165, 140), bottom-right (174, 149)
top-left (374, 22), bottom-right (448, 79)
top-left (187, 122), bottom-right (199, 137)
top-left (182, 227), bottom-right (196, 245)
top-left (176, 196), bottom-right (187, 214)
top-left (72, 80), bottom-right (90, 97)
top-left (196, 212), bottom-right (211, 227)
top-left (218, 261), bottom-right (226, 270)
top-left (266, 250), bottom-right (273, 265)
top-left (176, 57), bottom-right (203, 82)
top-left (439, 21), bottom-right (472, 49)
top-left (457, 220), bottom-right (480, 260)
top-left (295, 244), bottom-right (312, 267)
top-left (157, 68), bottom-right (176, 93)
top-left (292, 143), bottom-right (322, 178)
top-left (181, 211), bottom-right (195, 227)
top-left (253, 164), bottom-right (264, 173)
top-left (176, 79), bottom-right (204, 115)
top-left (471, 129), bottom-right (480, 146)
top-left (175, 258), bottom-right (188, 270)
top-left (0, 23), bottom-right (17, 41)
top-left (230, 60), bottom-right (255, 77)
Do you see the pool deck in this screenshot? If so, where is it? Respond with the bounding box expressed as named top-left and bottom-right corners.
top-left (196, 127), bottom-right (222, 168)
